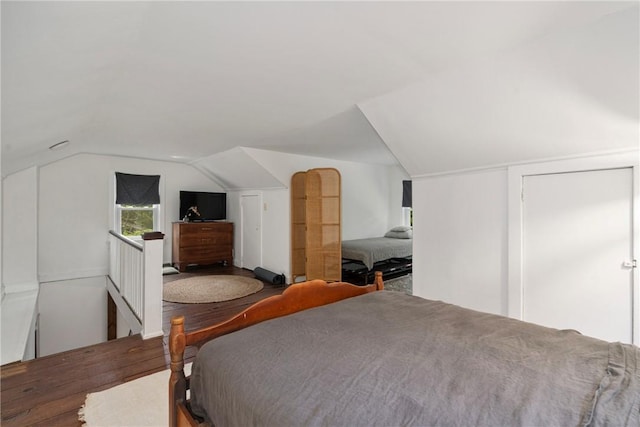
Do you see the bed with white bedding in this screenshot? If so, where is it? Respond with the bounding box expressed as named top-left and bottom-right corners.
top-left (341, 226), bottom-right (412, 283)
top-left (169, 277), bottom-right (640, 427)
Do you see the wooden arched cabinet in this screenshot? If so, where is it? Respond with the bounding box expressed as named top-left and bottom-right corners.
top-left (291, 168), bottom-right (341, 283)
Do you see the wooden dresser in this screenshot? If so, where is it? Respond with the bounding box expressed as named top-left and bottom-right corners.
top-left (172, 222), bottom-right (233, 272)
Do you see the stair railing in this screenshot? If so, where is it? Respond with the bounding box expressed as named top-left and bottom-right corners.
top-left (108, 231), bottom-right (164, 339)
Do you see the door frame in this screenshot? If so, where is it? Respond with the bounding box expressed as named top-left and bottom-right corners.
top-left (507, 150), bottom-right (639, 344)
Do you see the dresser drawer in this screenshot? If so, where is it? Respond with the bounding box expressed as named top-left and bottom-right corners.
top-left (172, 222), bottom-right (234, 272)
top-left (178, 223), bottom-right (233, 237)
top-left (179, 233), bottom-right (231, 248)
top-left (179, 247), bottom-right (231, 261)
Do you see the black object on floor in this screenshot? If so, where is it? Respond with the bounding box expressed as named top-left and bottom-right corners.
top-left (254, 267), bottom-right (286, 285)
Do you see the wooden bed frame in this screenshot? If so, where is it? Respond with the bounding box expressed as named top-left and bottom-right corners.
top-left (168, 272), bottom-right (385, 427)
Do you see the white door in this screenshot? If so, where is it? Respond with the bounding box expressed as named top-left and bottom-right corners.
top-left (240, 194), bottom-right (262, 271)
top-left (522, 167), bottom-right (634, 343)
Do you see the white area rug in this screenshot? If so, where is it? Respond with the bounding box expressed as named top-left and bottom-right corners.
top-left (78, 363), bottom-right (192, 427)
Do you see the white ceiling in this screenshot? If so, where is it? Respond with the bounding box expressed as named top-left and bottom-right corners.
top-left (2, 1), bottom-right (638, 178)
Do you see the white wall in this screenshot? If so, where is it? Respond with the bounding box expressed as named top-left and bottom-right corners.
top-left (6, 150), bottom-right (405, 286)
top-left (1, 148), bottom-right (3, 299)
top-left (247, 148), bottom-right (408, 239)
top-left (227, 188), bottom-right (290, 278)
top-left (38, 276), bottom-right (107, 357)
top-left (38, 153), bottom-right (224, 281)
top-left (2, 166), bottom-right (38, 288)
top-left (14, 153), bottom-right (223, 355)
top-left (1, 167), bottom-right (39, 363)
top-left (259, 189), bottom-right (290, 276)
top-left (412, 150), bottom-right (639, 319)
top-left (2, 149), bottom-right (406, 354)
top-left (412, 169), bottom-right (508, 316)
top-left (116, 307), bottom-right (131, 338)
top-left (224, 149), bottom-right (409, 282)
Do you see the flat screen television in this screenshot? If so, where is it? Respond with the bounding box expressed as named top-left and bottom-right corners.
top-left (179, 191), bottom-right (226, 221)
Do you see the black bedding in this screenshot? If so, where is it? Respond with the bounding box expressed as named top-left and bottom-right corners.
top-left (189, 291), bottom-right (640, 426)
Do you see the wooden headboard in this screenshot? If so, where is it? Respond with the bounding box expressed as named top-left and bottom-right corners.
top-left (168, 272), bottom-right (384, 427)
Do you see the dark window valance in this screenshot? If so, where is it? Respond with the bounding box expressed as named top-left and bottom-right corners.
top-left (402, 180), bottom-right (412, 208)
top-left (115, 172), bottom-right (160, 205)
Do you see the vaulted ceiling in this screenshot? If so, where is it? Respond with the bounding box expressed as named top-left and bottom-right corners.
top-left (2, 1), bottom-right (638, 179)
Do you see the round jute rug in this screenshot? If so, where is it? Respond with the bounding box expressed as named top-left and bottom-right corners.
top-left (163, 275), bottom-right (264, 303)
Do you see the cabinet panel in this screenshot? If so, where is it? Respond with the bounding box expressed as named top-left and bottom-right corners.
top-left (180, 246), bottom-right (231, 261)
top-left (179, 233), bottom-right (232, 247)
top-left (291, 172), bottom-right (307, 281)
top-left (172, 222), bottom-right (233, 272)
top-left (179, 223), bottom-right (232, 236)
top-left (291, 168), bottom-right (341, 283)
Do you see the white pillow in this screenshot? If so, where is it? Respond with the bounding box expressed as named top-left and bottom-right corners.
top-left (389, 225), bottom-right (412, 232)
top-left (385, 229), bottom-right (412, 239)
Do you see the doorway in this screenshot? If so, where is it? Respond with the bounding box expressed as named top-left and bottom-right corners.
top-left (508, 153), bottom-right (638, 344)
top-left (522, 168), bottom-right (633, 343)
top-left (240, 193), bottom-right (262, 271)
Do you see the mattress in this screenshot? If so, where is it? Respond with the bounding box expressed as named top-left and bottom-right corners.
top-left (189, 291), bottom-right (640, 426)
top-left (341, 237), bottom-right (412, 270)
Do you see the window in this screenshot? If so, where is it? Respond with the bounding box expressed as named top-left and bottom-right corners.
top-left (403, 206), bottom-right (413, 227)
top-left (114, 172), bottom-right (161, 237)
top-left (402, 180), bottom-right (412, 227)
top-left (116, 204), bottom-right (159, 237)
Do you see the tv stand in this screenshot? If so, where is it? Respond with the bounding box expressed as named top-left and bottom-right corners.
top-left (172, 222), bottom-right (233, 272)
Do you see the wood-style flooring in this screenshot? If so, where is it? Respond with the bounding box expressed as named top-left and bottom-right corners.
top-left (0, 265), bottom-right (283, 427)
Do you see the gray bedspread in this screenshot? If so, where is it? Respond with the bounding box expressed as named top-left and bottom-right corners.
top-left (190, 291), bottom-right (640, 427)
top-left (341, 237), bottom-right (412, 270)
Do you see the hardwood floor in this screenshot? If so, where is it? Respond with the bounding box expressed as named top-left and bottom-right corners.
top-left (0, 265), bottom-right (284, 427)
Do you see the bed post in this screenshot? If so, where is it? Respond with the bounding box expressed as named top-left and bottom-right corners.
top-left (374, 271), bottom-right (384, 291)
top-left (169, 316), bottom-right (187, 427)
